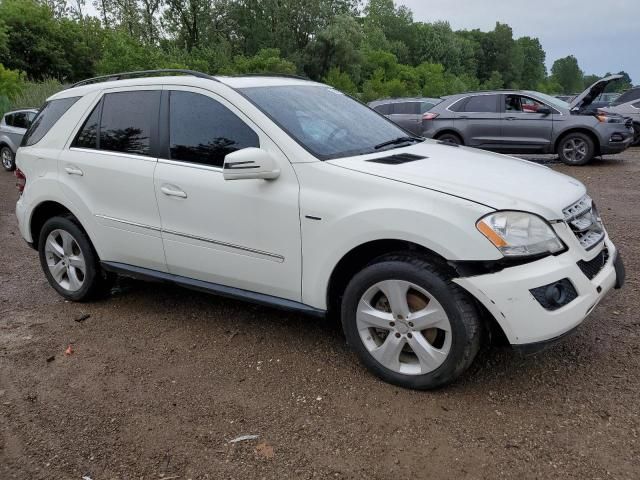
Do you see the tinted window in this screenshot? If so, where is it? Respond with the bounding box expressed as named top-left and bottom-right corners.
top-left (4, 114), bottom-right (15, 127)
top-left (100, 91), bottom-right (159, 156)
top-left (373, 104), bottom-right (392, 115)
top-left (394, 102), bottom-right (420, 114)
top-left (169, 91), bottom-right (259, 168)
top-left (72, 102), bottom-right (101, 149)
top-left (449, 97), bottom-right (469, 112)
top-left (241, 86), bottom-right (411, 159)
top-left (12, 112), bottom-right (31, 129)
top-left (22, 97), bottom-right (80, 146)
top-left (464, 95), bottom-right (498, 113)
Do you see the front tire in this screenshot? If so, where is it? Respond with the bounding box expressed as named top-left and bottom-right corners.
top-left (436, 132), bottom-right (463, 145)
top-left (1, 146), bottom-right (15, 172)
top-left (341, 255), bottom-right (482, 390)
top-left (557, 132), bottom-right (595, 165)
top-left (38, 216), bottom-right (113, 301)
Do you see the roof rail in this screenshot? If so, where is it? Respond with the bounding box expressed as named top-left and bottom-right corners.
top-left (231, 73), bottom-right (311, 81)
top-left (70, 69), bottom-right (218, 88)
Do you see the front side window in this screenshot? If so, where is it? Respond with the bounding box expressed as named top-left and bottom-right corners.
top-left (505, 95), bottom-right (546, 113)
top-left (22, 97), bottom-right (80, 147)
top-left (464, 95), bottom-right (499, 113)
top-left (169, 91), bottom-right (259, 168)
top-left (99, 91), bottom-right (159, 156)
top-left (241, 85), bottom-right (412, 160)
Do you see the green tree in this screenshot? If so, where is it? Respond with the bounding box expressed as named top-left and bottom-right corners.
top-left (227, 48), bottom-right (296, 75)
top-left (0, 63), bottom-right (24, 99)
top-left (551, 55), bottom-right (584, 94)
top-left (517, 37), bottom-right (546, 89)
top-left (323, 67), bottom-right (357, 95)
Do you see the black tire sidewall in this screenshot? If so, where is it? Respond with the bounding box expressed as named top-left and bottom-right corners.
top-left (437, 133), bottom-right (462, 145)
top-left (558, 133), bottom-right (594, 165)
top-left (341, 260), bottom-right (476, 390)
top-left (1, 147), bottom-right (15, 172)
top-left (38, 216), bottom-right (101, 301)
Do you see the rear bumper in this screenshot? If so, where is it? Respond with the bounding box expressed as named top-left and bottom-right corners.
top-left (454, 238), bottom-right (622, 346)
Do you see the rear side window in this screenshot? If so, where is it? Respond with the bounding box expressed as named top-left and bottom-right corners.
top-left (22, 97), bottom-right (80, 147)
top-left (168, 90), bottom-right (259, 168)
top-left (4, 113), bottom-right (15, 127)
top-left (448, 98), bottom-right (468, 112)
top-left (72, 102), bottom-right (101, 149)
top-left (373, 104), bottom-right (392, 115)
top-left (99, 91), bottom-right (159, 156)
top-left (394, 102), bottom-right (420, 115)
top-left (463, 95), bottom-right (499, 113)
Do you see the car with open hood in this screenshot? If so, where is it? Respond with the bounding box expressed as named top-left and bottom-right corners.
top-left (419, 75), bottom-right (634, 165)
top-left (14, 70), bottom-right (625, 389)
top-left (600, 96), bottom-right (640, 146)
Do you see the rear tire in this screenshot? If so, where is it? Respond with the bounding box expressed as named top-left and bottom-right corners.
top-left (557, 132), bottom-right (595, 166)
top-left (38, 216), bottom-right (114, 301)
top-left (436, 133), bottom-right (463, 145)
top-left (1, 146), bottom-right (15, 172)
top-left (341, 254), bottom-right (482, 390)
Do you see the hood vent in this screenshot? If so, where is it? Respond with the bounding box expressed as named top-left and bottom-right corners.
top-left (367, 153), bottom-right (426, 165)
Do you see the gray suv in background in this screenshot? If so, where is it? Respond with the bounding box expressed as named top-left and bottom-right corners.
top-left (375, 76), bottom-right (634, 165)
top-left (368, 97), bottom-right (441, 135)
top-left (0, 108), bottom-right (38, 171)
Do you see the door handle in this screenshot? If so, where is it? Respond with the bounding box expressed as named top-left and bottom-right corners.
top-left (160, 184), bottom-right (188, 198)
top-left (64, 165), bottom-right (83, 176)
top-left (505, 116), bottom-right (518, 121)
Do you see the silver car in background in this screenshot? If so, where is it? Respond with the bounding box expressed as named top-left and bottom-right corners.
top-left (0, 108), bottom-right (38, 171)
top-left (368, 97), bottom-right (442, 135)
top-left (376, 76), bottom-right (634, 166)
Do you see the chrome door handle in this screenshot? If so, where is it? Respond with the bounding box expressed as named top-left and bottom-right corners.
top-left (64, 165), bottom-right (83, 176)
top-left (160, 184), bottom-right (187, 198)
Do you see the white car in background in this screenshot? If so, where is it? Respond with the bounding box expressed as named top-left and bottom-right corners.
top-left (14, 70), bottom-right (625, 389)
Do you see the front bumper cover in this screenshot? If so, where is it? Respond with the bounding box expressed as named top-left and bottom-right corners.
top-left (454, 238), bottom-right (621, 347)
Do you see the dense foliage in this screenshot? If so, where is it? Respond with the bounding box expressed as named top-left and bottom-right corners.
top-left (0, 0), bottom-right (634, 114)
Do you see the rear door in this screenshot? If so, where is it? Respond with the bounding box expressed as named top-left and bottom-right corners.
top-left (453, 94), bottom-right (502, 147)
top-left (60, 87), bottom-right (166, 272)
top-left (500, 94), bottom-right (554, 151)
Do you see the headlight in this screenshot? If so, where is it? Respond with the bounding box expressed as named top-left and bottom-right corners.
top-left (476, 211), bottom-right (564, 257)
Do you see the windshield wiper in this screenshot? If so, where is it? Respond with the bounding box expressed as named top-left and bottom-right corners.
top-left (374, 136), bottom-right (423, 150)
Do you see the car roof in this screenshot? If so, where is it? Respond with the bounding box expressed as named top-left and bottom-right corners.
top-left (3, 108), bottom-right (38, 115)
top-left (49, 74), bottom-right (325, 101)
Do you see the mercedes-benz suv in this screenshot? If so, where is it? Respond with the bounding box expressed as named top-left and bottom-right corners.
top-left (14, 70), bottom-right (625, 389)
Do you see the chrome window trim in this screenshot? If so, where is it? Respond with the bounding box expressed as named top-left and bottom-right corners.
top-left (69, 147), bottom-right (157, 163)
top-left (157, 157), bottom-right (223, 172)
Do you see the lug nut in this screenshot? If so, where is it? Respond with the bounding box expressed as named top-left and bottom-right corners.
top-left (395, 333), bottom-right (401, 338)
top-left (390, 321), bottom-right (395, 327)
top-left (408, 322), bottom-right (414, 327)
top-left (407, 333), bottom-right (413, 339)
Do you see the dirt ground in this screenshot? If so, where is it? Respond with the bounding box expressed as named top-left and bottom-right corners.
top-left (1, 149), bottom-right (639, 480)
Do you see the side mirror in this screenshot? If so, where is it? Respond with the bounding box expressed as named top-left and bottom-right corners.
top-left (538, 106), bottom-right (552, 115)
top-left (223, 148), bottom-right (280, 181)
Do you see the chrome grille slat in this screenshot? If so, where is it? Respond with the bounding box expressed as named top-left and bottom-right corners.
top-left (563, 195), bottom-right (605, 251)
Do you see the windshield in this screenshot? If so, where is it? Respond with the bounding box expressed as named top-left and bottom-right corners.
top-left (524, 91), bottom-right (570, 110)
top-left (240, 85), bottom-right (416, 160)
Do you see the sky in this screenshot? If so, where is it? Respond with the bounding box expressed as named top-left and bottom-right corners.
top-left (397, 0), bottom-right (640, 84)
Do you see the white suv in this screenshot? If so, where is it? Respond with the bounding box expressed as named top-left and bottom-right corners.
top-left (15, 70), bottom-right (625, 389)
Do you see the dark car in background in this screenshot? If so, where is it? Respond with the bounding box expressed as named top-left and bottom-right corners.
top-left (0, 108), bottom-right (38, 171)
top-left (602, 99), bottom-right (640, 145)
top-left (368, 97), bottom-right (441, 135)
top-left (414, 76), bottom-right (633, 165)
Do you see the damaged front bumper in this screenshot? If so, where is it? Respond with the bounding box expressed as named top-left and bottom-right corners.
top-left (454, 237), bottom-right (623, 350)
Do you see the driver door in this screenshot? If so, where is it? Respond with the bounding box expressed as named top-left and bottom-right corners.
top-left (500, 94), bottom-right (554, 150)
top-left (153, 86), bottom-right (302, 301)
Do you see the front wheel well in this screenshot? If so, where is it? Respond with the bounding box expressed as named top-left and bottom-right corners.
top-left (434, 130), bottom-right (464, 144)
top-left (29, 201), bottom-right (75, 248)
top-left (554, 129), bottom-right (601, 156)
top-left (326, 240), bottom-right (454, 318)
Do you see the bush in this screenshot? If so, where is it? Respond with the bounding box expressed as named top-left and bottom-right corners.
top-left (10, 78), bottom-right (65, 110)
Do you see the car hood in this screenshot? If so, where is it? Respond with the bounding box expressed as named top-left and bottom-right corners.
top-left (328, 141), bottom-right (586, 220)
top-left (569, 74), bottom-right (623, 112)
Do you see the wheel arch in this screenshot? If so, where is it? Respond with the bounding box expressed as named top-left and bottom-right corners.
top-left (433, 129), bottom-right (465, 144)
top-left (554, 128), bottom-right (601, 155)
top-left (28, 200), bottom-right (89, 250)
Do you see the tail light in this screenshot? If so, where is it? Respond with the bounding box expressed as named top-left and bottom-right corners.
top-left (422, 112), bottom-right (439, 121)
top-left (15, 168), bottom-right (26, 193)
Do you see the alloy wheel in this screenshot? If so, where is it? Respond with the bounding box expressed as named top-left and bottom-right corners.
top-left (44, 229), bottom-right (86, 292)
top-left (1, 148), bottom-right (12, 170)
top-left (356, 280), bottom-right (452, 375)
top-left (562, 138), bottom-right (588, 163)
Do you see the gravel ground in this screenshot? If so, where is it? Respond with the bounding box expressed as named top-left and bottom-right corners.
top-left (1, 149), bottom-right (639, 479)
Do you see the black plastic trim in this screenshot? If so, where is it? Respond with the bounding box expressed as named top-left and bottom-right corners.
top-left (101, 262), bottom-right (326, 318)
top-left (614, 251), bottom-right (625, 289)
top-left (512, 324), bottom-right (581, 355)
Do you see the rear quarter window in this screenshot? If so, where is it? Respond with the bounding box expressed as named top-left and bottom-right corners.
top-left (22, 97), bottom-right (80, 147)
top-left (373, 104), bottom-right (392, 115)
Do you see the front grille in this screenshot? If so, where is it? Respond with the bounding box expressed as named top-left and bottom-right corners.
top-left (563, 195), bottom-right (605, 250)
top-left (577, 248), bottom-right (609, 280)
